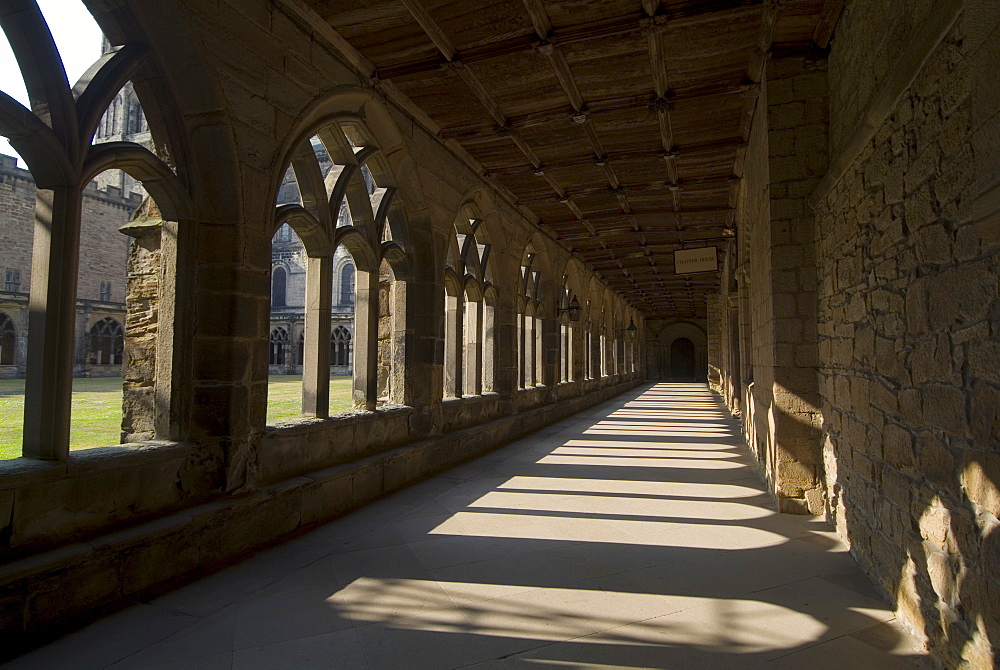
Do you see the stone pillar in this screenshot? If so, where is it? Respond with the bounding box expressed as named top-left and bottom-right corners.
top-left (706, 293), bottom-right (722, 390)
top-left (353, 266), bottom-right (380, 410)
top-left (402, 278), bottom-right (439, 407)
top-left (516, 310), bottom-right (525, 388)
top-left (23, 187), bottom-right (82, 460)
top-left (119, 202), bottom-right (162, 442)
top-left (749, 57), bottom-right (828, 514)
top-left (464, 298), bottom-right (481, 395)
top-left (482, 300), bottom-right (495, 392)
top-left (492, 294), bottom-right (518, 399)
top-left (444, 289), bottom-right (462, 397)
top-left (376, 274), bottom-right (393, 402)
top-left (302, 255), bottom-right (332, 417)
top-left (571, 322), bottom-right (584, 382)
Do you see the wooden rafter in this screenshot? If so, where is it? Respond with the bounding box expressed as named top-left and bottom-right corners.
top-left (375, 1), bottom-right (762, 79)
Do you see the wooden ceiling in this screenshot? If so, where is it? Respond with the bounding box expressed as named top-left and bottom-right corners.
top-left (308, 0), bottom-right (837, 319)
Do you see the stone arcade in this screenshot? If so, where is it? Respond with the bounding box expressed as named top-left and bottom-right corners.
top-left (0, 0), bottom-right (997, 667)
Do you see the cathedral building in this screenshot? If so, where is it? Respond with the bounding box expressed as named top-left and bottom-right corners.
top-left (0, 152), bottom-right (139, 378)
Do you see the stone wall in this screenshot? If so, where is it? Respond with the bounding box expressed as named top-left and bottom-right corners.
top-left (0, 161), bottom-right (35, 294)
top-left (77, 184), bottom-right (137, 303)
top-left (812, 2), bottom-right (1000, 666)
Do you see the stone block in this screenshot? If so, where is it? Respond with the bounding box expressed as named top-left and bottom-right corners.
top-left (883, 423), bottom-right (915, 470)
top-left (914, 224), bottom-right (952, 265)
top-left (971, 384), bottom-right (1000, 443)
top-left (922, 383), bottom-right (968, 438)
top-left (904, 278), bottom-right (929, 333)
top-left (300, 468), bottom-right (353, 527)
top-left (882, 465), bottom-right (915, 512)
top-left (927, 261), bottom-right (996, 328)
top-left (770, 102), bottom-right (806, 130)
top-left (962, 452), bottom-right (1000, 516)
top-left (969, 339), bottom-right (1000, 384)
top-left (25, 551), bottom-right (122, 628)
top-left (122, 528), bottom-right (200, 596)
top-left (350, 460), bottom-right (384, 505)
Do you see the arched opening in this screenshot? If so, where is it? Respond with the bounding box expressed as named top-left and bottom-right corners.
top-left (671, 337), bottom-right (696, 379)
top-left (88, 317), bottom-right (124, 366)
top-left (1, 2), bottom-right (193, 458)
top-left (331, 325), bottom-right (352, 368)
top-left (269, 327), bottom-right (289, 366)
top-left (0, 314), bottom-right (16, 366)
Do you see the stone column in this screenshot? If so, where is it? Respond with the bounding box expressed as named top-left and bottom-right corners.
top-left (353, 266), bottom-right (379, 410)
top-left (23, 187), bottom-right (82, 460)
top-left (744, 58), bottom-right (828, 513)
top-left (444, 289), bottom-right (462, 397)
top-left (482, 300), bottom-right (495, 392)
top-left (464, 298), bottom-right (482, 395)
top-left (706, 293), bottom-right (722, 390)
top-left (302, 256), bottom-right (332, 417)
top-left (119, 205), bottom-right (162, 443)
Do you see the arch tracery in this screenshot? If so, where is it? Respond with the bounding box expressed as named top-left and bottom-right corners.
top-left (270, 109), bottom-right (414, 417)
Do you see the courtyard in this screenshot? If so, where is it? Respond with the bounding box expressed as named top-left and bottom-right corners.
top-left (0, 376), bottom-right (356, 459)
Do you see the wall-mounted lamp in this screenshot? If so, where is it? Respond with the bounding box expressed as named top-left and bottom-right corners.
top-left (557, 295), bottom-right (582, 322)
top-left (627, 318), bottom-right (638, 339)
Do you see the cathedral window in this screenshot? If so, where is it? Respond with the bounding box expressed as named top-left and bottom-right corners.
top-left (129, 104), bottom-right (142, 135)
top-left (99, 281), bottom-right (112, 301)
top-left (271, 266), bottom-right (287, 307)
top-left (4, 268), bottom-right (20, 292)
top-left (340, 264), bottom-right (355, 306)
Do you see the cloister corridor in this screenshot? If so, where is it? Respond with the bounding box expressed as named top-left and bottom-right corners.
top-left (9, 385), bottom-right (924, 669)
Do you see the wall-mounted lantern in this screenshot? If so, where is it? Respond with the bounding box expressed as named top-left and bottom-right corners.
top-left (558, 295), bottom-right (582, 322)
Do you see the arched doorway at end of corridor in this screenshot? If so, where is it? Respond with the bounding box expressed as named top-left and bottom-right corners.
top-left (644, 320), bottom-right (707, 381)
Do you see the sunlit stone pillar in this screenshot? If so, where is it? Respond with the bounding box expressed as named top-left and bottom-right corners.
top-left (302, 255), bottom-right (332, 417)
top-left (353, 266), bottom-right (379, 410)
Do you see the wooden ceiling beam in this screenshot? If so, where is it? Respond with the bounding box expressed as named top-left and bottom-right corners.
top-left (399, 0), bottom-right (457, 60)
top-left (524, 175), bottom-right (735, 199)
top-left (812, 0), bottom-right (846, 48)
top-left (518, 0), bottom-right (638, 228)
top-left (401, 0), bottom-right (592, 235)
top-left (435, 83), bottom-right (745, 141)
top-left (374, 0), bottom-right (762, 79)
top-left (545, 207), bottom-right (734, 227)
top-left (477, 137), bottom-right (743, 172)
top-left (521, 0), bottom-right (552, 38)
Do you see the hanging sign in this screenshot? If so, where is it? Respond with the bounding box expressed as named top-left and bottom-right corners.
top-left (674, 246), bottom-right (718, 274)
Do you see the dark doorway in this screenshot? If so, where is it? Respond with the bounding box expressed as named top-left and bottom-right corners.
top-left (671, 337), bottom-right (696, 379)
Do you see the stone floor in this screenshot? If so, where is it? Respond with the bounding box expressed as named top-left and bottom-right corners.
top-left (8, 383), bottom-right (927, 669)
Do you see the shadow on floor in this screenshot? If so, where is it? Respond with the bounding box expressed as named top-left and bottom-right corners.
top-left (7, 383), bottom-right (927, 669)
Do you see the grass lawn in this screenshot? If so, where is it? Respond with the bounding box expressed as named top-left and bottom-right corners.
top-left (0, 375), bottom-right (356, 460)
top-left (266, 375), bottom-right (355, 422)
